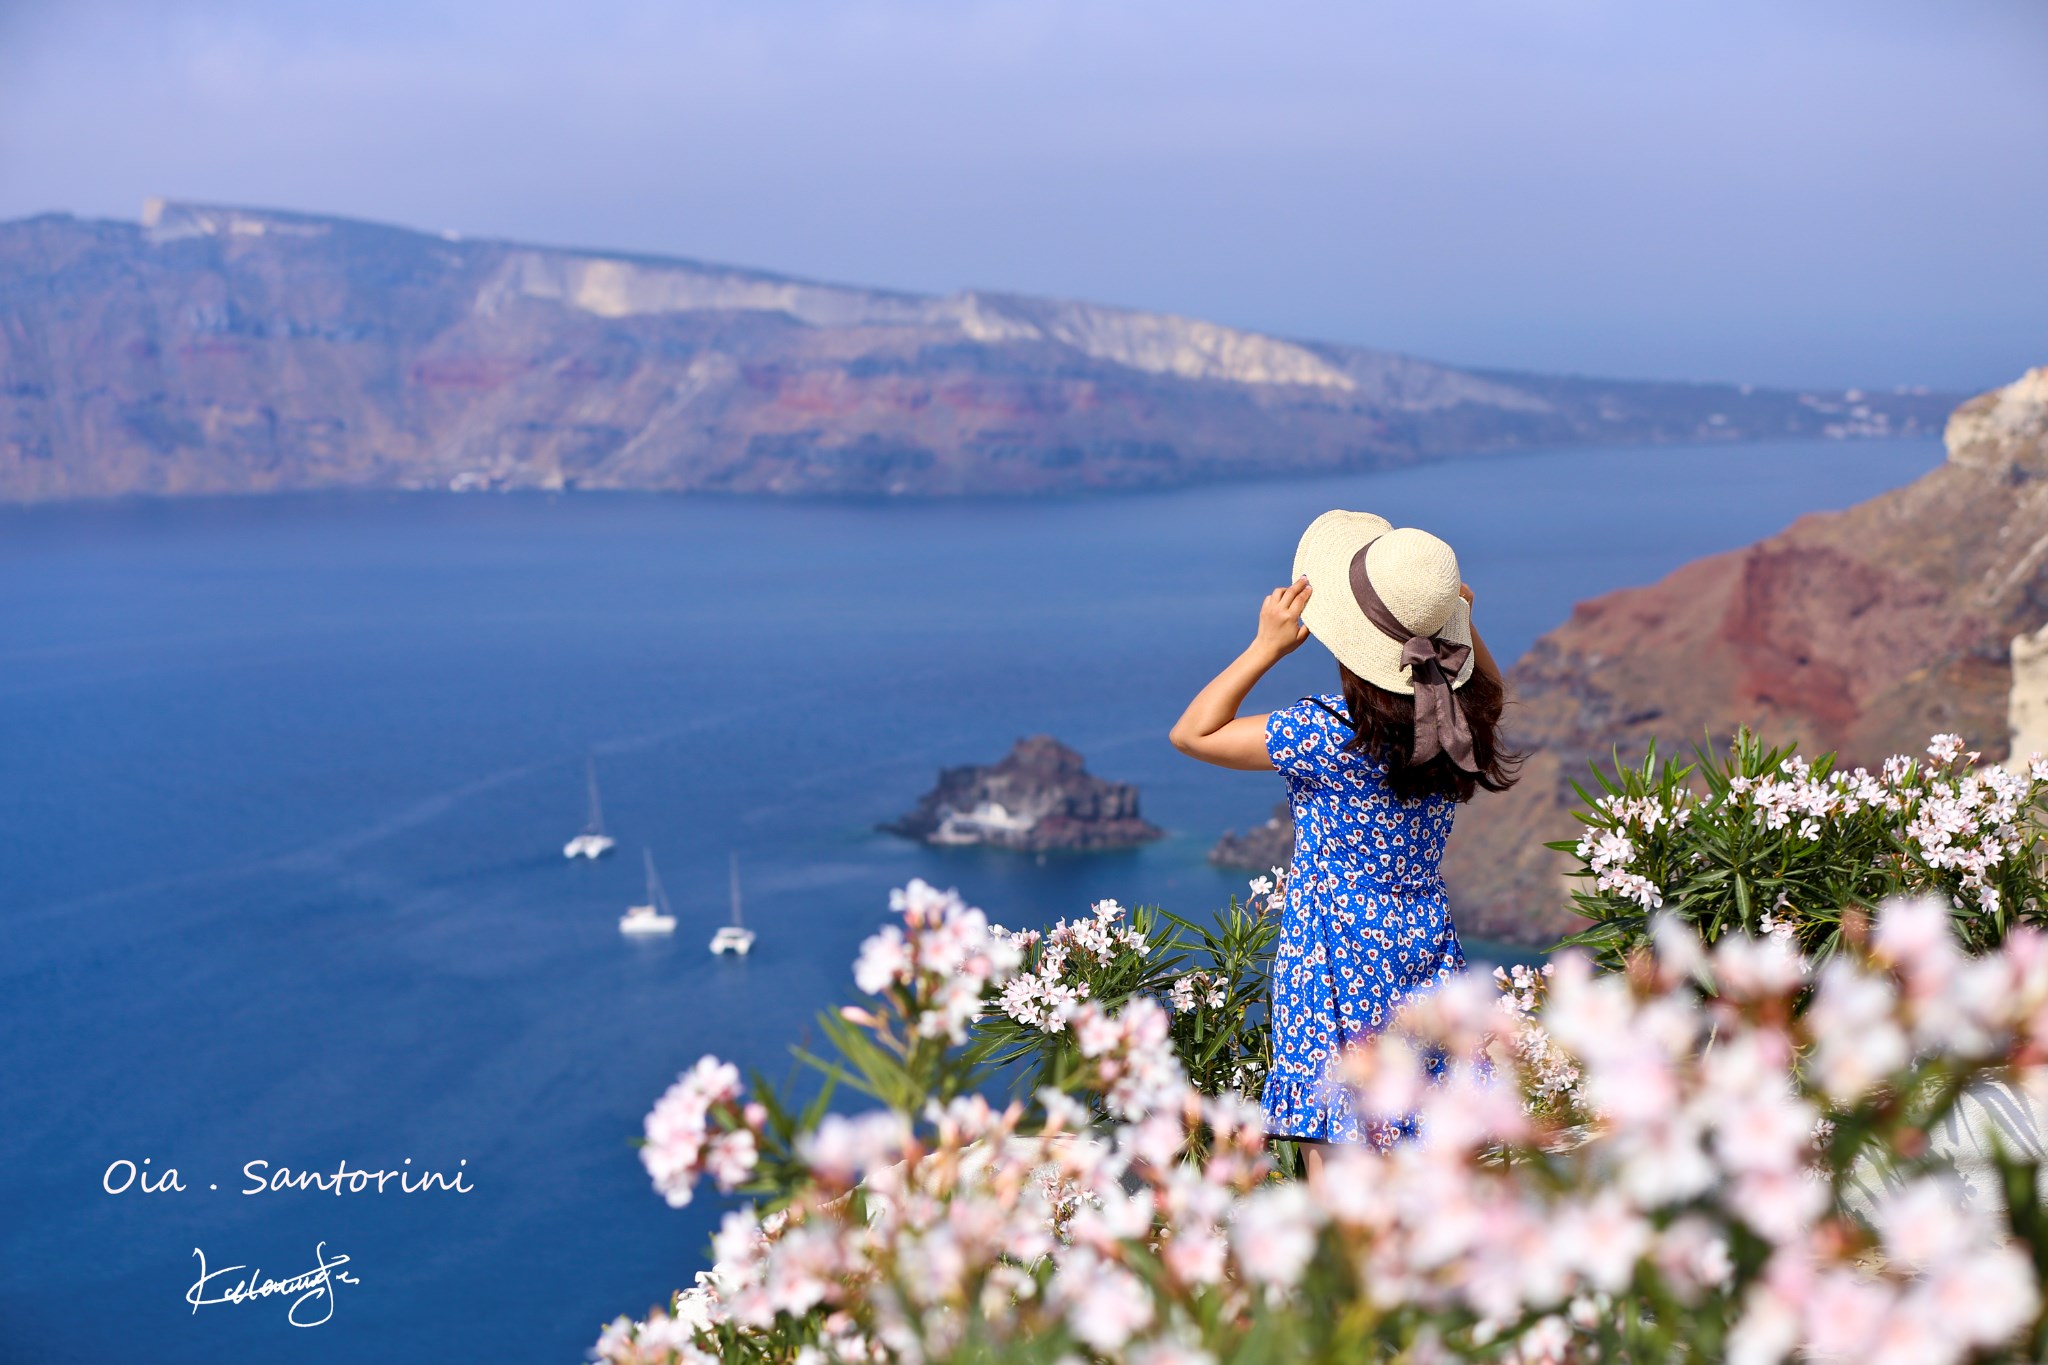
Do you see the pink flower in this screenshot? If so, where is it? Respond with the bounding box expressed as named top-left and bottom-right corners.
top-left (798, 1111), bottom-right (908, 1187)
top-left (1925, 1247), bottom-right (2039, 1348)
top-left (1074, 1004), bottom-right (1122, 1058)
top-left (1538, 956), bottom-right (1635, 1059)
top-left (589, 1309), bottom-right (721, 1365)
top-left (1799, 1270), bottom-right (1892, 1358)
top-left (1650, 913), bottom-right (1710, 986)
top-left (1120, 1112), bottom-right (1186, 1171)
top-left (1872, 894), bottom-right (1962, 981)
top-left (853, 924), bottom-right (910, 995)
top-left (1231, 1182), bottom-right (1320, 1288)
top-left (1071, 1187), bottom-right (1155, 1250)
top-left (1054, 1251), bottom-right (1154, 1351)
top-left (1804, 960), bottom-right (1910, 1102)
top-left (1129, 1339), bottom-right (1218, 1365)
top-left (1651, 1215), bottom-right (1733, 1304)
top-left (640, 1056), bottom-right (746, 1208)
top-left (1713, 1091), bottom-right (1818, 1175)
top-left (1861, 1295), bottom-right (1955, 1365)
top-left (1162, 1224), bottom-right (1228, 1285)
top-left (1613, 1114), bottom-right (1716, 1205)
top-left (1556, 1191), bottom-right (1650, 1292)
top-left (1873, 1176), bottom-right (1978, 1270)
top-left (1711, 932), bottom-right (1807, 1001)
top-left (1724, 1168), bottom-right (1826, 1244)
top-left (763, 1220), bottom-right (843, 1317)
top-left (703, 1128), bottom-right (757, 1192)
top-left (1727, 1283), bottom-right (1801, 1365)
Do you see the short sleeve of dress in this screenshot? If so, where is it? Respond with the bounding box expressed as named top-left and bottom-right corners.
top-left (1265, 699), bottom-right (1339, 782)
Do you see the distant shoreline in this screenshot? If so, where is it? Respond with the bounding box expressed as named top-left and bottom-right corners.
top-left (0, 432), bottom-right (1947, 514)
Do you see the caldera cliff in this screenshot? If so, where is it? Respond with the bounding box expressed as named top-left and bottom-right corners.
top-left (0, 200), bottom-right (1952, 502)
top-left (1446, 368), bottom-right (2048, 945)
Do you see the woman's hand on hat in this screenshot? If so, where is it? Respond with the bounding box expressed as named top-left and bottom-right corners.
top-left (1253, 577), bottom-right (1313, 660)
top-left (1459, 583), bottom-right (1475, 607)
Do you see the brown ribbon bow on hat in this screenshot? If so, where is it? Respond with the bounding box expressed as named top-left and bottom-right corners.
top-left (1347, 542), bottom-right (1479, 773)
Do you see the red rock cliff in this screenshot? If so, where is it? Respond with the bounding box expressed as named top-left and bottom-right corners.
top-left (1447, 368), bottom-right (2048, 944)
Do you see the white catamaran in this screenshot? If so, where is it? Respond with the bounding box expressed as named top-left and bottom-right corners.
top-left (619, 848), bottom-right (679, 935)
top-left (710, 851), bottom-right (756, 956)
top-left (563, 757), bottom-right (617, 860)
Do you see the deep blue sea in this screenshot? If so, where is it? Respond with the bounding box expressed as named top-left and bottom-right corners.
top-left (0, 437), bottom-right (1939, 1362)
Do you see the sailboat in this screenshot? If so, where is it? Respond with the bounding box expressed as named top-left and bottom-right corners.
top-left (563, 758), bottom-right (616, 859)
top-left (619, 848), bottom-right (679, 935)
top-left (709, 851), bottom-right (756, 956)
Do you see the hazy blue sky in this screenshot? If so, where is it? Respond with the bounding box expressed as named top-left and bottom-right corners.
top-left (2, 0), bottom-right (2042, 391)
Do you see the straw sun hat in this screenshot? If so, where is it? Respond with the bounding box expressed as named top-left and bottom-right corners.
top-left (1291, 510), bottom-right (1475, 695)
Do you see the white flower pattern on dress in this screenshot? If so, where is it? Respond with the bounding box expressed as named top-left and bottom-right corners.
top-left (1262, 695), bottom-right (1464, 1142)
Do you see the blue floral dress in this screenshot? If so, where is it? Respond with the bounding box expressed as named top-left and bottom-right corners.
top-left (1260, 695), bottom-right (1465, 1143)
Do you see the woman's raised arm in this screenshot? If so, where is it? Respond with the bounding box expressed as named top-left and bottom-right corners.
top-left (1168, 578), bottom-right (1313, 771)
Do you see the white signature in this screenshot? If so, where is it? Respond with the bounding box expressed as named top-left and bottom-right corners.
top-left (186, 1243), bottom-right (360, 1327)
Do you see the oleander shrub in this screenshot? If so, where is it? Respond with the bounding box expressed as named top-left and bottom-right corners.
top-left (970, 890), bottom-right (1280, 1112)
top-left (594, 880), bottom-right (2048, 1365)
top-left (1555, 730), bottom-right (2048, 968)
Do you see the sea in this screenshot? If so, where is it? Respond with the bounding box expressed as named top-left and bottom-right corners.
top-left (0, 436), bottom-right (1940, 1362)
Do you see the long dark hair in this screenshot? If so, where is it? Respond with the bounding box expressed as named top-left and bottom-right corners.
top-left (1337, 663), bottom-right (1522, 803)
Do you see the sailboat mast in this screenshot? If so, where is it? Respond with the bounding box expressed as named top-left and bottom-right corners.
top-left (729, 851), bottom-right (743, 928)
top-left (586, 758), bottom-right (605, 835)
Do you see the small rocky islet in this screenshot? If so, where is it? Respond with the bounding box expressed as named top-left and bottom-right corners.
top-left (883, 736), bottom-right (1164, 852)
top-left (1207, 800), bottom-right (1295, 871)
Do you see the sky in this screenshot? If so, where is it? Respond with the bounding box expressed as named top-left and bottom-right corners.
top-left (1, 0), bottom-right (2042, 392)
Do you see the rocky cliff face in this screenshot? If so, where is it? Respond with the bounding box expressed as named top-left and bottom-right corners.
top-left (884, 737), bottom-right (1163, 852)
top-left (1208, 801), bottom-right (1295, 871)
top-left (0, 200), bottom-right (1953, 502)
top-left (1445, 368), bottom-right (2048, 945)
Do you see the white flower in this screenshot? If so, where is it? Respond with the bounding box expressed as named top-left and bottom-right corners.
top-left (854, 924), bottom-right (910, 995)
top-left (1169, 971), bottom-right (1228, 1014)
